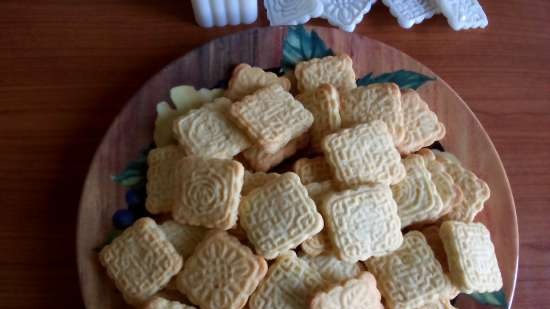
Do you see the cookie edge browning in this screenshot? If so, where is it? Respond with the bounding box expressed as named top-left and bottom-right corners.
top-left (225, 63), bottom-right (291, 100)
top-left (295, 54), bottom-right (356, 93)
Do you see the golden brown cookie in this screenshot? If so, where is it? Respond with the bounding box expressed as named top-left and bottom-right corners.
top-left (295, 54), bottom-right (356, 93)
top-left (240, 133), bottom-right (309, 172)
top-left (293, 156), bottom-right (333, 185)
top-left (225, 63), bottom-right (291, 100)
top-left (242, 170), bottom-right (281, 196)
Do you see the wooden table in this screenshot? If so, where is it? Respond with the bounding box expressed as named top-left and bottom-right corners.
top-left (0, 1), bottom-right (547, 308)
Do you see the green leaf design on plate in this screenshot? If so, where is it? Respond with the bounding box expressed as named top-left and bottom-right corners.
top-left (356, 70), bottom-right (436, 90)
top-left (112, 143), bottom-right (155, 188)
top-left (282, 25), bottom-right (334, 72)
top-left (468, 289), bottom-right (508, 307)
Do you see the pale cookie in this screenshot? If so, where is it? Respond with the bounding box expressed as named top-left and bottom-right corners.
top-left (322, 120), bottom-right (406, 187)
top-left (391, 154), bottom-right (445, 228)
top-left (249, 251), bottom-right (326, 309)
top-left (302, 254), bottom-right (365, 284)
top-left (293, 156), bottom-right (333, 185)
top-left (439, 221), bottom-right (503, 293)
top-left (172, 98), bottom-right (250, 159)
top-left (295, 55), bottom-right (356, 93)
top-left (436, 0), bottom-right (488, 31)
top-left (321, 0), bottom-right (377, 32)
top-left (301, 231), bottom-right (332, 257)
top-left (397, 90), bottom-right (445, 154)
top-left (144, 297), bottom-right (196, 309)
top-left (242, 170), bottom-right (281, 196)
top-left (340, 83), bottom-right (405, 144)
top-left (310, 272), bottom-right (384, 309)
top-left (173, 157), bottom-right (244, 230)
top-left (239, 172), bottom-right (324, 259)
top-left (229, 84), bottom-right (314, 154)
top-left (365, 231), bottom-right (453, 309)
top-left (240, 133), bottom-right (309, 172)
top-left (296, 84), bottom-right (342, 151)
top-left (159, 220), bottom-right (208, 259)
top-left (382, 0), bottom-right (440, 29)
top-left (99, 218), bottom-right (183, 305)
top-left (305, 180), bottom-right (337, 204)
top-left (177, 231), bottom-right (267, 309)
top-left (425, 158), bottom-right (463, 216)
top-left (264, 0), bottom-right (323, 26)
top-left (225, 63), bottom-right (291, 100)
top-left (321, 184), bottom-right (403, 263)
top-left (146, 145), bottom-right (187, 214)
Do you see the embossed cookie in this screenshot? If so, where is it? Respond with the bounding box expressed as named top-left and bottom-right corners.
top-left (177, 231), bottom-right (267, 309)
top-left (439, 221), bottom-right (503, 293)
top-left (242, 170), bottom-right (281, 196)
top-left (301, 231), bottom-right (332, 257)
top-left (249, 251), bottom-right (326, 309)
top-left (225, 64), bottom-right (291, 100)
top-left (173, 157), bottom-right (244, 230)
top-left (240, 133), bottom-right (309, 172)
top-left (382, 0), bottom-right (440, 29)
top-left (296, 84), bottom-right (342, 151)
top-left (322, 120), bottom-right (406, 187)
top-left (172, 98), bottom-right (250, 159)
top-left (159, 220), bottom-right (208, 259)
top-left (340, 83), bottom-right (405, 144)
top-left (99, 218), bottom-right (183, 305)
top-left (310, 272), bottom-right (384, 309)
top-left (302, 254), bottom-right (365, 284)
top-left (321, 184), bottom-right (403, 262)
top-left (294, 156), bottom-right (333, 185)
top-left (295, 55), bottom-right (356, 93)
top-left (436, 0), bottom-right (488, 31)
top-left (239, 172), bottom-right (324, 259)
top-left (144, 297), bottom-right (196, 309)
top-left (229, 84), bottom-right (314, 154)
top-left (365, 231), bottom-right (453, 309)
top-left (146, 145), bottom-right (187, 214)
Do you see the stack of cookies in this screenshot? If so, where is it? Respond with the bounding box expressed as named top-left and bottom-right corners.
top-left (99, 54), bottom-right (502, 309)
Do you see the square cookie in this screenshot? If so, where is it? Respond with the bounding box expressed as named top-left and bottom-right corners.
top-left (229, 84), bottom-right (314, 154)
top-left (439, 221), bottom-right (503, 293)
top-left (99, 218), bottom-right (183, 305)
top-left (295, 54), bottom-right (356, 93)
top-left (144, 297), bottom-right (196, 309)
top-left (436, 0), bottom-right (488, 31)
top-left (322, 120), bottom-right (406, 187)
top-left (311, 272), bottom-right (384, 309)
top-left (240, 133), bottom-right (309, 172)
top-left (293, 156), bottom-right (333, 185)
top-left (302, 253), bottom-right (364, 284)
top-left (239, 172), bottom-right (324, 259)
top-left (225, 63), bottom-right (291, 100)
top-left (321, 184), bottom-right (403, 262)
top-left (177, 231), bottom-right (267, 309)
top-left (242, 170), bottom-right (281, 196)
top-left (173, 157), bottom-right (244, 230)
top-left (159, 220), bottom-right (208, 259)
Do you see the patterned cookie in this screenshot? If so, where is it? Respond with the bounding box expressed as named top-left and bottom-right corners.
top-left (229, 84), bottom-right (314, 154)
top-left (322, 120), bottom-right (406, 187)
top-left (173, 157), bottom-right (244, 230)
top-left (439, 221), bottom-right (503, 293)
top-left (264, 0), bottom-right (324, 26)
top-left (365, 231), bottom-right (453, 309)
top-left (295, 55), bottom-right (356, 93)
top-left (391, 155), bottom-right (445, 228)
top-left (301, 231), bottom-right (332, 257)
top-left (225, 63), bottom-right (291, 100)
top-left (159, 220), bottom-right (208, 259)
top-left (177, 231), bottom-right (267, 309)
top-left (146, 145), bottom-right (187, 214)
top-left (172, 98), bottom-right (250, 159)
top-left (382, 0), bottom-right (440, 29)
top-left (340, 83), bottom-right (405, 144)
top-left (310, 272), bottom-right (384, 309)
top-left (321, 184), bottom-right (403, 262)
top-left (305, 180), bottom-right (337, 205)
top-left (240, 133), bottom-right (309, 172)
top-left (239, 172), bottom-right (324, 259)
top-left (99, 218), bottom-right (183, 305)
top-left (249, 251), bottom-right (326, 309)
top-left (302, 254), bottom-right (365, 284)
top-left (293, 156), bottom-right (333, 185)
top-left (242, 170), bottom-right (281, 196)
top-left (296, 84), bottom-right (342, 151)
top-left (397, 90), bottom-right (445, 154)
top-left (144, 297), bottom-right (196, 309)
top-left (321, 0), bottom-right (377, 32)
top-left (436, 0), bottom-right (488, 31)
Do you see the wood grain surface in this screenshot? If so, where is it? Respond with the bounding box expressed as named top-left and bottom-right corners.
top-left (0, 1), bottom-right (548, 309)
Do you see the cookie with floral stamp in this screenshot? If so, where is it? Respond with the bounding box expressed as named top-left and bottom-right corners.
top-left (302, 253), bottom-right (365, 284)
top-left (310, 272), bottom-right (384, 309)
top-left (295, 55), bottom-right (356, 93)
top-left (144, 297), bottom-right (197, 309)
top-left (159, 220), bottom-right (209, 260)
top-left (293, 156), bottom-right (333, 185)
top-left (225, 64), bottom-right (291, 100)
top-left (240, 133), bottom-right (309, 172)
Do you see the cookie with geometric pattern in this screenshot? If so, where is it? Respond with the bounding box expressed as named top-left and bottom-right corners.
top-left (240, 133), bottom-right (310, 172)
top-left (321, 184), bottom-right (403, 262)
top-left (177, 231), bottom-right (268, 309)
top-left (239, 172), bottom-right (324, 259)
top-left (310, 272), bottom-right (384, 309)
top-left (382, 0), bottom-right (440, 29)
top-left (302, 253), bottom-right (365, 284)
top-left (229, 84), bottom-right (314, 154)
top-left (145, 145), bottom-right (187, 214)
top-left (225, 63), bottom-right (291, 100)
top-left (365, 231), bottom-right (453, 309)
top-left (301, 231), bottom-right (332, 257)
top-left (295, 54), bottom-right (356, 93)
top-left (322, 120), bottom-right (406, 187)
top-left (436, 0), bottom-right (488, 31)
top-left (144, 297), bottom-right (197, 309)
top-left (159, 220), bottom-right (209, 260)
top-left (99, 218), bottom-right (183, 305)
top-left (439, 221), bottom-right (503, 293)
top-left (294, 156), bottom-right (333, 185)
top-left (173, 157), bottom-right (244, 230)
top-left (242, 170), bottom-right (281, 196)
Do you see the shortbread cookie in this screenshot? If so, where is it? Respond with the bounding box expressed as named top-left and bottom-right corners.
top-left (239, 172), bottom-right (324, 259)
top-left (173, 157), bottom-right (244, 230)
top-left (295, 55), bottom-right (356, 93)
top-left (296, 84), bottom-right (342, 151)
top-left (310, 272), bottom-right (384, 309)
top-left (439, 221), bottom-right (503, 293)
top-left (249, 251), bottom-right (326, 309)
top-left (144, 297), bottom-right (196, 309)
top-left (425, 158), bottom-right (463, 216)
top-left (365, 231), bottom-right (453, 309)
top-left (229, 84), bottom-right (314, 154)
top-left (305, 181), bottom-right (337, 207)
top-left (240, 133), bottom-right (309, 172)
top-left (436, 0), bottom-right (488, 31)
top-left (242, 170), bottom-right (281, 196)
top-left (340, 83), bottom-right (405, 144)
top-left (397, 90), bottom-right (445, 154)
top-left (99, 218), bottom-right (182, 305)
top-left (172, 98), bottom-right (250, 159)
top-left (225, 64), bottom-right (291, 100)
top-left (322, 120), bottom-right (406, 187)
top-left (177, 231), bottom-right (267, 309)
top-left (391, 155), bottom-right (445, 228)
top-left (302, 254), bottom-right (365, 284)
top-left (421, 226), bottom-right (449, 273)
top-left (382, 0), bottom-right (440, 29)
top-left (301, 231), bottom-right (332, 257)
top-left (293, 156), bottom-right (333, 185)
top-left (146, 145), bottom-right (187, 214)
top-left (321, 184), bottom-right (403, 262)
top-left (159, 220), bottom-right (208, 259)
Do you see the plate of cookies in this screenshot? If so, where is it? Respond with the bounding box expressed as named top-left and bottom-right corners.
top-left (77, 26), bottom-right (518, 309)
